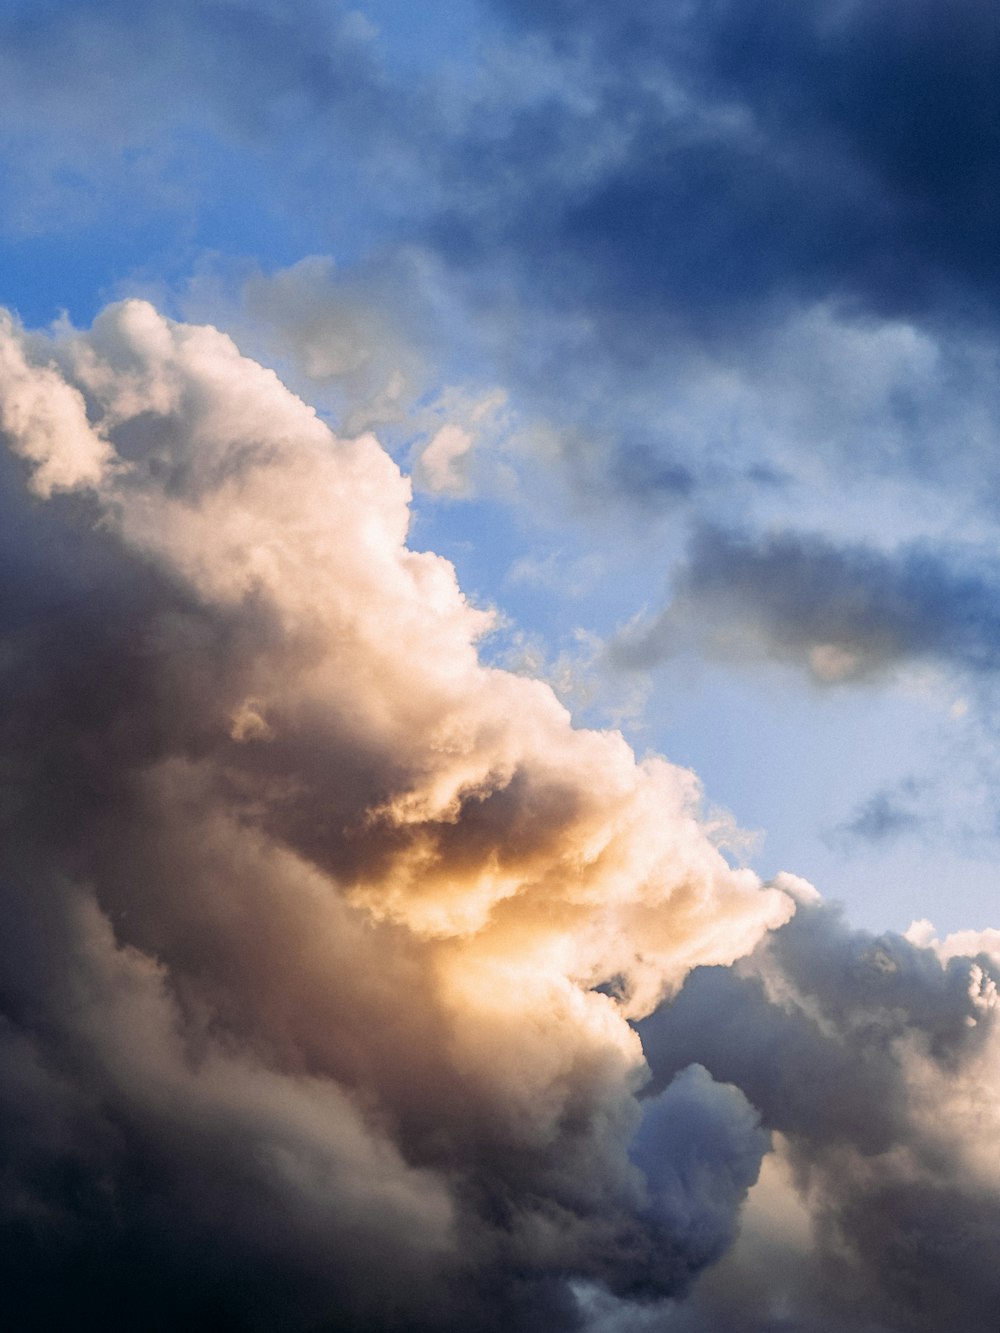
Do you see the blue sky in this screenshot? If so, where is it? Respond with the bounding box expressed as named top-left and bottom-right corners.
top-left (4, 3), bottom-right (1000, 1329)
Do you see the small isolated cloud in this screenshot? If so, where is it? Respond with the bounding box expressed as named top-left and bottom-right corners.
top-left (409, 384), bottom-right (509, 498)
top-left (414, 422), bottom-right (474, 494)
top-left (835, 783), bottom-right (927, 847)
top-left (182, 252), bottom-right (431, 437)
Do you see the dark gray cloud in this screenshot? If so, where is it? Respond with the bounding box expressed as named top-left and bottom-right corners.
top-left (630, 1064), bottom-right (770, 1277)
top-left (19, 0), bottom-right (1000, 328)
top-left (421, 0), bottom-right (1000, 507)
top-left (610, 526), bottom-right (1000, 684)
top-left (478, 0), bottom-right (1000, 326)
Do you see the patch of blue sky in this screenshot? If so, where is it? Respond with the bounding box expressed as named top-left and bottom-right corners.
top-left (0, 128), bottom-right (336, 322)
top-left (629, 658), bottom-right (988, 934)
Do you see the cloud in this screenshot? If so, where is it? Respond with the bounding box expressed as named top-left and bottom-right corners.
top-left (0, 299), bottom-right (793, 1328)
top-left (0, 309), bottom-right (113, 493)
top-left (610, 526), bottom-right (1000, 686)
top-left (415, 422), bottom-right (474, 494)
top-left (3, 5), bottom-right (1000, 1319)
top-left (180, 252), bottom-right (435, 437)
top-left (836, 782), bottom-right (927, 847)
top-left (0, 299), bottom-right (998, 1329)
top-left (0, 0), bottom-right (400, 233)
top-left (408, 0), bottom-right (1000, 511)
top-left (473, 0), bottom-right (1000, 327)
top-left (630, 1064), bottom-right (770, 1276)
top-left (634, 896), bottom-right (1000, 1331)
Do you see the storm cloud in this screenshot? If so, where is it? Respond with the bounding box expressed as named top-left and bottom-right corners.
top-left (465, 0), bottom-right (1000, 328)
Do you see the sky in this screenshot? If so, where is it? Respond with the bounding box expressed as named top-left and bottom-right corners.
top-left (2, 2), bottom-right (1000, 1330)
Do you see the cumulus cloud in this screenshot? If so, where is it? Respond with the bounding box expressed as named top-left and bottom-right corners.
top-left (610, 526), bottom-right (1000, 686)
top-left (0, 300), bottom-right (794, 1328)
top-left (3, 6), bottom-right (1000, 1320)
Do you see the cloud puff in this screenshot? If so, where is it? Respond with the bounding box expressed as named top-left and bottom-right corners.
top-left (836, 782), bottom-right (927, 847)
top-left (631, 1064), bottom-right (770, 1276)
top-left (181, 253), bottom-right (436, 438)
top-left (0, 300), bottom-right (793, 1328)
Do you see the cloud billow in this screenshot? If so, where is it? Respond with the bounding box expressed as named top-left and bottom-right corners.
top-left (0, 301), bottom-right (792, 1330)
